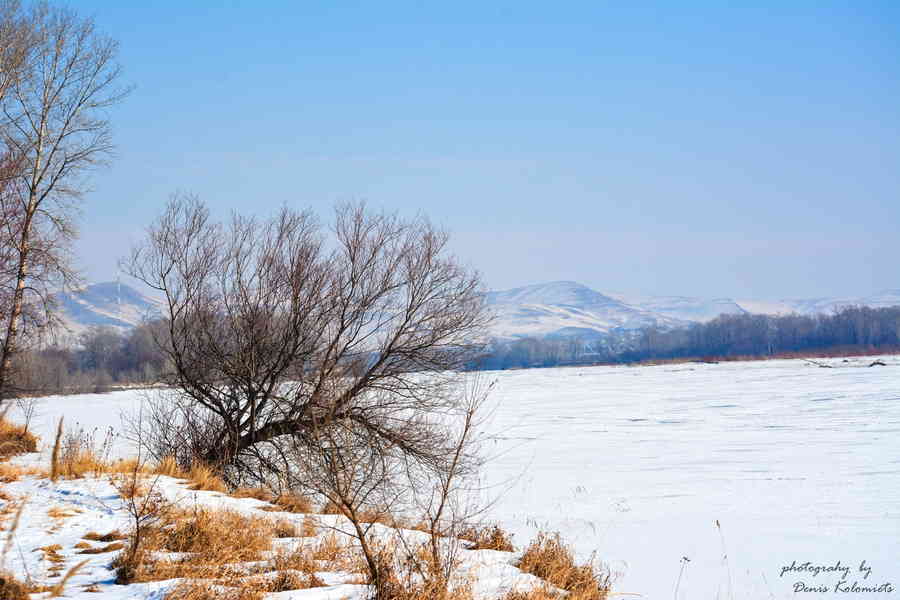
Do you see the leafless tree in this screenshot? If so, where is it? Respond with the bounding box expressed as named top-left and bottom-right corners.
top-left (0, 2), bottom-right (130, 398)
top-left (0, 1), bottom-right (33, 104)
top-left (125, 195), bottom-right (491, 487)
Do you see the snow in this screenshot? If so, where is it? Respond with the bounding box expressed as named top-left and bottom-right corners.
top-left (480, 355), bottom-right (900, 599)
top-left (487, 281), bottom-right (682, 339)
top-left (56, 281), bottom-right (900, 344)
top-left (7, 354), bottom-right (900, 599)
top-left (605, 292), bottom-right (746, 323)
top-left (52, 282), bottom-right (161, 342)
top-left (1, 468), bottom-right (541, 599)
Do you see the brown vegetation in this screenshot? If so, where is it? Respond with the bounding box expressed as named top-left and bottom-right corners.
top-left (0, 415), bottom-right (37, 460)
top-left (458, 523), bottom-right (515, 552)
top-left (77, 542), bottom-right (125, 554)
top-left (516, 533), bottom-right (610, 600)
top-left (0, 571), bottom-right (29, 600)
top-left (83, 530), bottom-right (127, 542)
top-left (186, 462), bottom-right (226, 492)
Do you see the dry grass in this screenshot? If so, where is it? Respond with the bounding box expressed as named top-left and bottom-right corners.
top-left (0, 462), bottom-right (46, 483)
top-left (164, 581), bottom-right (264, 600)
top-left (232, 487), bottom-right (274, 503)
top-left (107, 458), bottom-right (149, 475)
top-left (77, 541), bottom-right (125, 554)
top-left (301, 515), bottom-right (318, 537)
top-left (50, 423), bottom-right (126, 480)
top-left (320, 498), bottom-right (343, 515)
top-left (363, 543), bottom-right (475, 600)
top-left (115, 507), bottom-right (277, 583)
top-left (186, 462), bottom-right (227, 492)
top-left (47, 506), bottom-right (78, 519)
top-left (269, 491), bottom-right (315, 514)
top-left (311, 532), bottom-right (345, 562)
top-left (83, 530), bottom-right (126, 542)
top-left (48, 559), bottom-right (89, 597)
top-left (113, 504), bottom-right (330, 598)
top-left (357, 507), bottom-right (394, 526)
top-left (152, 456), bottom-right (186, 478)
top-left (503, 589), bottom-right (565, 600)
top-left (0, 571), bottom-right (29, 600)
top-left (111, 472), bottom-right (148, 499)
top-left (50, 417), bottom-right (63, 481)
top-left (458, 523), bottom-right (515, 552)
top-left (0, 417), bottom-right (38, 460)
top-left (271, 519), bottom-right (301, 538)
top-left (515, 533), bottom-right (610, 600)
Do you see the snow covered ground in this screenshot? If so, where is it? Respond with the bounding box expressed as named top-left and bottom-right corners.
top-left (8, 355), bottom-right (900, 599)
top-left (1, 472), bottom-right (539, 599)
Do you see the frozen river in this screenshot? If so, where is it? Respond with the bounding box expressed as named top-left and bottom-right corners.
top-left (12, 355), bottom-right (900, 599)
top-left (481, 356), bottom-right (900, 599)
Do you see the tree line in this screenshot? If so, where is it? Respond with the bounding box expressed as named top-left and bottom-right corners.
top-left (13, 304), bottom-right (900, 394)
top-left (9, 321), bottom-right (168, 394)
top-left (475, 305), bottom-right (900, 369)
top-left (622, 305), bottom-right (900, 362)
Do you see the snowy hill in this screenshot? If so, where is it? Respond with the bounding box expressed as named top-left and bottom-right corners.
top-left (486, 281), bottom-right (685, 340)
top-left (55, 281), bottom-right (161, 338)
top-left (606, 293), bottom-right (746, 322)
top-left (735, 289), bottom-right (900, 316)
top-left (51, 280), bottom-right (900, 343)
top-left (487, 281), bottom-right (900, 340)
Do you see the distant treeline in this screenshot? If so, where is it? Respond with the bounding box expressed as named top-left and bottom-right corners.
top-left (10, 322), bottom-right (168, 396)
top-left (477, 305), bottom-right (900, 369)
top-left (10, 305), bottom-right (900, 394)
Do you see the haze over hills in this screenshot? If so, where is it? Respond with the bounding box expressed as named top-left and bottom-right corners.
top-left (486, 281), bottom-right (900, 340)
top-left (53, 281), bottom-right (161, 340)
top-left (52, 281), bottom-right (900, 343)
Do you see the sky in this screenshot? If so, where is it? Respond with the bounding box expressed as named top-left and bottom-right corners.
top-left (63, 0), bottom-right (899, 300)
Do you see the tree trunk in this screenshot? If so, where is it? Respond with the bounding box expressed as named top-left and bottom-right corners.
top-left (0, 207), bottom-right (33, 399)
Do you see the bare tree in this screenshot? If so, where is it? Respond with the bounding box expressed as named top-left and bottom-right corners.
top-left (125, 195), bottom-right (490, 487)
top-left (0, 3), bottom-right (130, 398)
top-left (0, 0), bottom-right (33, 104)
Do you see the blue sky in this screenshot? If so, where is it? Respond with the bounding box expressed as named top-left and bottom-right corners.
top-left (66, 1), bottom-right (899, 299)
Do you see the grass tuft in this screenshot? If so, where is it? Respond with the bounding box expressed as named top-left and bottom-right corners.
top-left (0, 416), bottom-right (38, 460)
top-left (515, 532), bottom-right (610, 600)
top-left (186, 462), bottom-right (227, 492)
top-left (0, 571), bottom-right (29, 600)
top-left (459, 523), bottom-right (515, 552)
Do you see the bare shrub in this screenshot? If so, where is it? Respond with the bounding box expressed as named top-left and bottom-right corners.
top-left (124, 198), bottom-right (489, 488)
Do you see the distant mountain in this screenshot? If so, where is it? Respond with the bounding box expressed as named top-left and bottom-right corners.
top-left (735, 290), bottom-right (900, 316)
top-left (485, 281), bottom-right (684, 340)
top-left (51, 280), bottom-right (900, 344)
top-left (486, 281), bottom-right (900, 341)
top-left (605, 293), bottom-right (746, 323)
top-left (55, 282), bottom-right (161, 339)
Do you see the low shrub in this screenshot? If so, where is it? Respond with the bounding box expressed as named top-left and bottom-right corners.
top-left (516, 532), bottom-right (610, 600)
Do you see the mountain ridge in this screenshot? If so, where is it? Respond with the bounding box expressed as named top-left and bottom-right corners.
top-left (52, 280), bottom-right (900, 343)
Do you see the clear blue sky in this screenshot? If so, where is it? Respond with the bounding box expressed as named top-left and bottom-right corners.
top-left (66, 0), bottom-right (899, 299)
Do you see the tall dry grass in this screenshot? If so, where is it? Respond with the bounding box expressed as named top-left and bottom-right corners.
top-left (514, 532), bottom-right (611, 600)
top-left (0, 413), bottom-right (38, 461)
